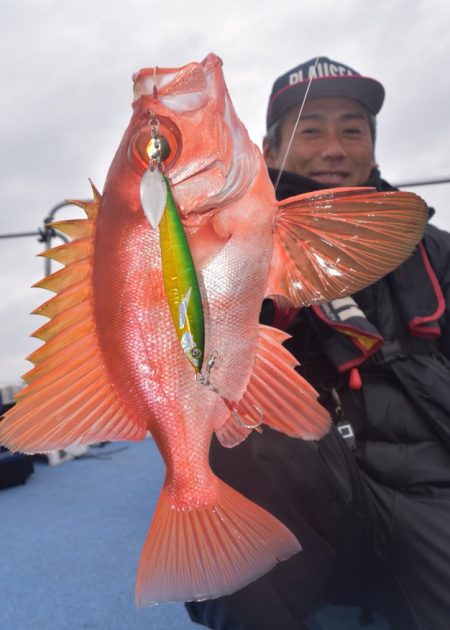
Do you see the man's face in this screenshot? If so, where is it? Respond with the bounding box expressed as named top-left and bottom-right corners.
top-left (264, 96), bottom-right (376, 186)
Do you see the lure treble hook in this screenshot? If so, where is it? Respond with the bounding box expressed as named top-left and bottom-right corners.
top-left (196, 351), bottom-right (264, 433)
top-left (196, 351), bottom-right (219, 393)
top-left (221, 398), bottom-right (264, 434)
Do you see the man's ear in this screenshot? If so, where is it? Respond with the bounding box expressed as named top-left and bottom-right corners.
top-left (263, 139), bottom-right (278, 168)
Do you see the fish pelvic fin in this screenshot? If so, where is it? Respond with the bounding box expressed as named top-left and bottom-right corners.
top-left (215, 325), bottom-right (330, 448)
top-left (0, 186), bottom-right (147, 454)
top-left (266, 187), bottom-right (429, 307)
top-left (135, 475), bottom-right (300, 606)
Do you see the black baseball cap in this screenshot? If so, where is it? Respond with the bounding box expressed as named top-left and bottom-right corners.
top-left (266, 56), bottom-right (385, 129)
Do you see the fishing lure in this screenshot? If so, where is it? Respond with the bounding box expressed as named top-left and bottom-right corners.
top-left (139, 121), bottom-right (204, 372)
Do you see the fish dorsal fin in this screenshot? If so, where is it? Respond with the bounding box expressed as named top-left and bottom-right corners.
top-left (215, 324), bottom-right (330, 448)
top-left (266, 187), bottom-right (429, 308)
top-left (0, 187), bottom-right (147, 454)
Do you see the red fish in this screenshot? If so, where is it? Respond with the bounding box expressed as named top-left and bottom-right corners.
top-left (0, 53), bottom-right (428, 606)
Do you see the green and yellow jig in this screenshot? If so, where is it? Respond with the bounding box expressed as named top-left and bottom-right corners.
top-left (140, 127), bottom-right (204, 373)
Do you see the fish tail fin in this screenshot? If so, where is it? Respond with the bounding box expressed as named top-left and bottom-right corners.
top-left (135, 476), bottom-right (300, 606)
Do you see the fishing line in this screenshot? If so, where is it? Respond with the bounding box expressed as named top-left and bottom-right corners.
top-left (274, 56), bottom-right (320, 192)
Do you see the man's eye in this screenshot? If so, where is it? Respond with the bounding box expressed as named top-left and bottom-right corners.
top-left (344, 127), bottom-right (362, 135)
top-left (300, 127), bottom-right (319, 135)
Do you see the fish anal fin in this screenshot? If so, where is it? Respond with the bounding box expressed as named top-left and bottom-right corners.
top-left (266, 187), bottom-right (429, 307)
top-left (135, 476), bottom-right (300, 606)
top-left (215, 325), bottom-right (330, 448)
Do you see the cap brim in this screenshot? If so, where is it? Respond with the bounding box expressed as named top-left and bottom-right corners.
top-left (267, 75), bottom-right (385, 128)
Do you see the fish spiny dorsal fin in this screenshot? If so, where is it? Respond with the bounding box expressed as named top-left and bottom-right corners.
top-left (50, 219), bottom-right (96, 240)
top-left (0, 182), bottom-right (147, 453)
top-left (31, 281), bottom-right (91, 320)
top-left (33, 260), bottom-right (91, 294)
top-left (65, 198), bottom-right (99, 220)
top-left (38, 238), bottom-right (94, 265)
top-left (32, 198), bottom-right (96, 318)
top-left (31, 302), bottom-right (91, 342)
top-left (37, 185), bottom-right (99, 267)
top-left (65, 179), bottom-right (101, 220)
top-left (89, 178), bottom-right (101, 202)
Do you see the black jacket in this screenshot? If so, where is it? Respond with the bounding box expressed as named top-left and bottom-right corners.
top-left (267, 168), bottom-right (450, 496)
top-left (186, 170), bottom-right (450, 630)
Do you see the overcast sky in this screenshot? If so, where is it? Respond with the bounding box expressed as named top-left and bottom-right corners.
top-left (0, 0), bottom-right (449, 386)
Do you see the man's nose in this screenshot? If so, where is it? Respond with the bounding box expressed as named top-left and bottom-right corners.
top-left (320, 133), bottom-right (346, 159)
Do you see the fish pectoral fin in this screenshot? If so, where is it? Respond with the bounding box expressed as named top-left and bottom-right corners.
top-left (215, 324), bottom-right (330, 448)
top-left (0, 192), bottom-right (147, 454)
top-left (189, 219), bottom-right (231, 270)
top-left (135, 476), bottom-right (300, 606)
top-left (266, 187), bottom-right (429, 307)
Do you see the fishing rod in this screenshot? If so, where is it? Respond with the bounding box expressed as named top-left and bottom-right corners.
top-left (394, 177), bottom-right (450, 188)
top-left (0, 230), bottom-right (42, 239)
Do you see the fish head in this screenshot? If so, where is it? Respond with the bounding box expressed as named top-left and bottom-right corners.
top-left (105, 53), bottom-right (259, 219)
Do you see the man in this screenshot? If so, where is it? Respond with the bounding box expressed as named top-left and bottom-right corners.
top-left (186, 57), bottom-right (450, 629)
